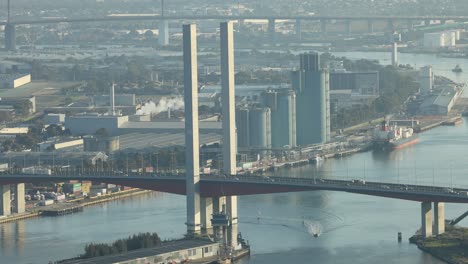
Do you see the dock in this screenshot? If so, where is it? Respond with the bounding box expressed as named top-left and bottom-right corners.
top-left (41, 204), bottom-right (84, 216)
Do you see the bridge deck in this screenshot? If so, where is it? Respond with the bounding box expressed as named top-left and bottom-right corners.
top-left (0, 173), bottom-right (467, 203)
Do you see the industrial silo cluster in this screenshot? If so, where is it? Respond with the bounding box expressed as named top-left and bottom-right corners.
top-left (235, 52), bottom-right (330, 154)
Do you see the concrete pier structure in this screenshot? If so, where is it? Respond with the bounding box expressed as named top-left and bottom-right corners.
top-left (183, 24), bottom-right (201, 233)
top-left (434, 202), bottom-right (445, 236)
top-left (13, 183), bottom-right (25, 214)
top-left (1, 184), bottom-right (11, 216)
top-left (421, 202), bottom-right (432, 238)
top-left (200, 197), bottom-right (213, 230)
top-left (221, 21), bottom-right (239, 247)
top-left (158, 20), bottom-right (169, 46)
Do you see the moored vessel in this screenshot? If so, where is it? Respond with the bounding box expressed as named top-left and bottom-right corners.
top-left (373, 121), bottom-right (419, 151)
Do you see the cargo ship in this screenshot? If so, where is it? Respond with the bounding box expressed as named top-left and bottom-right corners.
top-left (373, 121), bottom-right (419, 151)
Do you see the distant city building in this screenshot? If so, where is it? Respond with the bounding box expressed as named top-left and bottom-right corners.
top-left (261, 89), bottom-right (296, 148)
top-left (291, 52), bottom-right (330, 145)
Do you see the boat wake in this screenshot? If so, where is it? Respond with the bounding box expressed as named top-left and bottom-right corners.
top-left (303, 220), bottom-right (322, 237)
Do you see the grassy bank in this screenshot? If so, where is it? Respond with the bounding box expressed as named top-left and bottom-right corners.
top-left (410, 225), bottom-right (468, 264)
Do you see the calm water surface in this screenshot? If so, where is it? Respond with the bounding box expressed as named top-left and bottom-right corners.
top-left (2, 52), bottom-right (468, 263)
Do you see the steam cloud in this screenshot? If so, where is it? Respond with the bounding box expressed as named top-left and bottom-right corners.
top-left (137, 96), bottom-right (184, 115)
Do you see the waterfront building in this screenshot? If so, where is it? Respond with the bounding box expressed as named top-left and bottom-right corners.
top-left (262, 89), bottom-right (296, 148)
top-left (291, 52), bottom-right (330, 145)
top-left (249, 107), bottom-right (272, 151)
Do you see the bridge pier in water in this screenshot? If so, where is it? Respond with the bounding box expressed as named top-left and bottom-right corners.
top-left (421, 202), bottom-right (432, 238)
top-left (1, 184), bottom-right (11, 216)
top-left (434, 202), bottom-right (445, 236)
top-left (158, 20), bottom-right (169, 46)
top-left (421, 202), bottom-right (446, 238)
top-left (4, 23), bottom-right (16, 51)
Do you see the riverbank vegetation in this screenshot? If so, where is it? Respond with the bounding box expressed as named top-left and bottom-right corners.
top-left (82, 232), bottom-right (162, 258)
top-left (410, 225), bottom-right (468, 264)
top-left (320, 53), bottom-right (420, 130)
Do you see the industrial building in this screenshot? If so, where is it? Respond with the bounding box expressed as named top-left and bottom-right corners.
top-left (291, 52), bottom-right (330, 145)
top-left (249, 107), bottom-right (272, 150)
top-left (419, 85), bottom-right (462, 115)
top-left (36, 137), bottom-right (84, 152)
top-left (236, 108), bottom-right (250, 148)
top-left (262, 89), bottom-right (296, 148)
top-left (83, 135), bottom-right (120, 153)
top-left (419, 66), bottom-right (434, 95)
top-left (61, 240), bottom-right (220, 264)
top-left (423, 30), bottom-right (460, 48)
top-left (0, 74), bottom-right (31, 89)
top-left (93, 94), bottom-right (136, 107)
top-left (329, 71), bottom-right (379, 96)
top-left (44, 113), bottom-right (65, 125)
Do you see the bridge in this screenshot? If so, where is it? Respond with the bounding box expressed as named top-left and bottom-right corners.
top-left (2, 14), bottom-right (466, 50)
top-left (0, 171), bottom-right (465, 238)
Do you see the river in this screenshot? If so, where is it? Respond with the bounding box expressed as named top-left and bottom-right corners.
top-left (2, 52), bottom-right (468, 264)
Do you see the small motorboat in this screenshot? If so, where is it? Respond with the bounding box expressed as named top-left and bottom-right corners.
top-left (452, 64), bottom-right (462, 73)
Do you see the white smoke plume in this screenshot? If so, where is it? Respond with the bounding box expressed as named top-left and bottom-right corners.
top-left (137, 96), bottom-right (184, 115)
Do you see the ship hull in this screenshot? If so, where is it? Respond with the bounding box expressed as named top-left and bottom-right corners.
top-left (373, 135), bottom-right (419, 151)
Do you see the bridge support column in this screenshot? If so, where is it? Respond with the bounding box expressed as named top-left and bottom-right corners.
top-left (221, 21), bottom-right (239, 248)
top-left (367, 20), bottom-right (374, 33)
top-left (295, 19), bottom-right (302, 41)
top-left (13, 183), bottom-right (25, 214)
top-left (345, 20), bottom-right (351, 35)
top-left (320, 19), bottom-right (327, 35)
top-left (1, 185), bottom-right (11, 216)
top-left (158, 20), bottom-right (169, 46)
top-left (434, 202), bottom-right (445, 236)
top-left (421, 202), bottom-right (432, 238)
top-left (267, 18), bottom-right (275, 42)
top-left (5, 23), bottom-right (16, 51)
top-left (200, 197), bottom-right (213, 230)
top-left (183, 24), bottom-right (201, 234)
